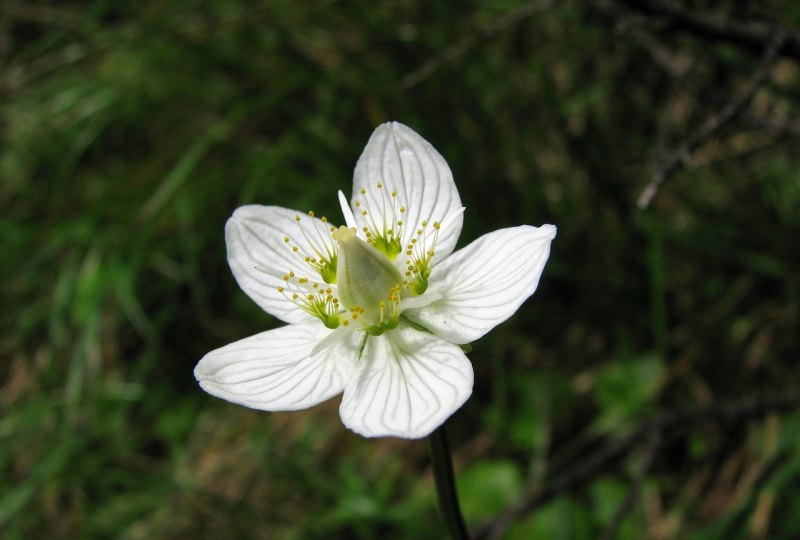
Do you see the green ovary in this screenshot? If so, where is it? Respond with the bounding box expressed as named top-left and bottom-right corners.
top-left (333, 226), bottom-right (403, 334)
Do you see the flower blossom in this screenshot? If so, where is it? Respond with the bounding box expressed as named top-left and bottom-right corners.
top-left (195, 122), bottom-right (556, 438)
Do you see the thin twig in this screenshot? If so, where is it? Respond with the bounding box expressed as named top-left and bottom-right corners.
top-left (620, 0), bottom-right (800, 61)
top-left (400, 0), bottom-right (559, 90)
top-left (593, 0), bottom-right (696, 84)
top-left (473, 390), bottom-right (800, 540)
top-left (637, 27), bottom-right (787, 209)
top-left (742, 115), bottom-right (800, 138)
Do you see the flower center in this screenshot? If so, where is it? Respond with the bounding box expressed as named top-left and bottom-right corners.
top-left (332, 225), bottom-right (403, 336)
top-left (274, 189), bottom-right (455, 334)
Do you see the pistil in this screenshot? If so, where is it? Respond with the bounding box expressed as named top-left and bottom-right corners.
top-left (332, 225), bottom-right (404, 335)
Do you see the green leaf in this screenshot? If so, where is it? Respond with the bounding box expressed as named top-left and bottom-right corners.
top-left (457, 460), bottom-right (522, 525)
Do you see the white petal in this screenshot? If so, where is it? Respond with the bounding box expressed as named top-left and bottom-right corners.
top-left (195, 323), bottom-right (360, 411)
top-left (226, 205), bottom-right (339, 324)
top-left (404, 225), bottom-right (556, 344)
top-left (352, 122), bottom-right (463, 260)
top-left (310, 322), bottom-right (358, 357)
top-left (400, 291), bottom-right (441, 311)
top-left (339, 324), bottom-right (474, 439)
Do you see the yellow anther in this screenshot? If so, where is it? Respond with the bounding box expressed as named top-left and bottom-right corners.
top-left (360, 188), bottom-right (366, 195)
top-left (377, 182), bottom-right (383, 189)
top-left (433, 221), bottom-right (440, 230)
top-left (321, 216), bottom-right (327, 223)
top-left (295, 214), bottom-right (301, 221)
top-left (283, 236), bottom-right (289, 243)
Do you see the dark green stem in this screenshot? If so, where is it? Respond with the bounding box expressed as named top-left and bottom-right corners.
top-left (428, 424), bottom-right (470, 540)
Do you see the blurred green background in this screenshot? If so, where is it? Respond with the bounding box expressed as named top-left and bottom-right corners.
top-left (3, 1), bottom-right (800, 538)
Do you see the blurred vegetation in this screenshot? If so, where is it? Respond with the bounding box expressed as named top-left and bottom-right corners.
top-left (2, 0), bottom-right (800, 538)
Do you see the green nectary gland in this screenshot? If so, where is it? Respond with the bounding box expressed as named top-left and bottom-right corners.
top-left (364, 317), bottom-right (399, 336)
top-left (369, 233), bottom-right (403, 262)
top-left (411, 275), bottom-right (428, 295)
top-left (317, 254), bottom-right (337, 284)
top-left (319, 310), bottom-right (341, 329)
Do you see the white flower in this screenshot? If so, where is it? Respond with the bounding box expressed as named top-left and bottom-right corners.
top-left (195, 122), bottom-right (556, 439)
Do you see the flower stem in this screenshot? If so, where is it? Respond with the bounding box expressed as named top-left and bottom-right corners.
top-left (428, 424), bottom-right (470, 540)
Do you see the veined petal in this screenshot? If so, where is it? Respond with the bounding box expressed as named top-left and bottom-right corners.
top-left (226, 205), bottom-right (339, 324)
top-left (339, 324), bottom-right (473, 438)
top-left (352, 122), bottom-right (463, 260)
top-left (195, 323), bottom-right (360, 411)
top-left (404, 225), bottom-right (556, 344)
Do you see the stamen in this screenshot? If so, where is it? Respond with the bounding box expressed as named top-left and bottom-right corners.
top-left (353, 183), bottom-right (405, 261)
top-left (277, 273), bottom-right (342, 329)
top-left (280, 182), bottom-right (458, 332)
top-left (282, 211), bottom-right (339, 284)
top-left (401, 213), bottom-right (443, 295)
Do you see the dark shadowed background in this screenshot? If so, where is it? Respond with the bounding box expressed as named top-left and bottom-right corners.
top-left (3, 1), bottom-right (800, 538)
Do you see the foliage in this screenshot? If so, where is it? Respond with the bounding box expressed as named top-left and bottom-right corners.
top-left (2, 1), bottom-right (799, 538)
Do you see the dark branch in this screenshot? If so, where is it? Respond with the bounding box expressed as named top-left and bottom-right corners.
top-left (400, 0), bottom-right (559, 89)
top-left (619, 0), bottom-right (800, 61)
top-left (472, 390), bottom-right (800, 540)
top-left (637, 27), bottom-right (787, 208)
